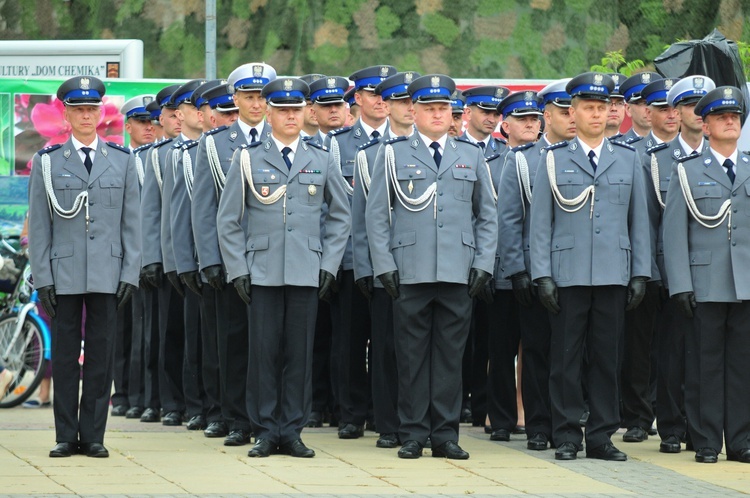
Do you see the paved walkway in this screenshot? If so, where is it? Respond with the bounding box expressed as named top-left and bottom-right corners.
top-left (1, 406), bottom-right (749, 496)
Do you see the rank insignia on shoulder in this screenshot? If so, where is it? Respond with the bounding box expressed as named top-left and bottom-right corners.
top-left (454, 136), bottom-right (478, 147)
top-left (511, 142), bottom-right (533, 153)
top-left (38, 143), bottom-right (63, 156)
top-left (172, 142), bottom-right (182, 149)
top-left (544, 141), bottom-right (568, 151)
top-left (358, 138), bottom-right (380, 150)
top-left (134, 143), bottom-right (153, 153)
top-left (625, 136), bottom-right (643, 144)
top-left (675, 153), bottom-right (698, 163)
top-left (206, 125), bottom-right (228, 136)
top-left (610, 140), bottom-right (634, 151)
top-left (184, 140), bottom-right (199, 150)
top-left (106, 142), bottom-right (129, 153)
top-left (329, 126), bottom-right (352, 137)
top-left (486, 153), bottom-right (502, 162)
top-left (307, 141), bottom-right (326, 151)
top-left (384, 136), bottom-right (408, 145)
top-left (646, 142), bottom-right (668, 155)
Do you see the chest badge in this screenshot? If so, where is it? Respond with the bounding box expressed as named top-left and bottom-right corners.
top-left (261, 186), bottom-right (270, 197)
top-left (308, 184), bottom-right (317, 196)
top-left (408, 180), bottom-right (414, 194)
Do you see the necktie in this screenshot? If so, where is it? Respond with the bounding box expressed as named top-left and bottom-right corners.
top-left (249, 128), bottom-right (258, 143)
top-left (430, 142), bottom-right (442, 168)
top-left (81, 147), bottom-right (93, 173)
top-left (370, 130), bottom-right (380, 140)
top-left (281, 147), bottom-right (293, 170)
top-left (724, 159), bottom-right (735, 184)
top-left (588, 150), bottom-right (597, 172)
top-left (477, 141), bottom-right (486, 151)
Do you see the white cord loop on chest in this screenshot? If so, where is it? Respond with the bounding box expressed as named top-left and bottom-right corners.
top-left (677, 163), bottom-right (731, 239)
top-left (385, 144), bottom-right (437, 222)
top-left (206, 134), bottom-right (225, 199)
top-left (357, 149), bottom-right (371, 199)
top-left (546, 150), bottom-right (595, 218)
top-left (41, 153), bottom-right (90, 229)
top-left (183, 149), bottom-right (194, 201)
top-left (516, 151), bottom-right (532, 219)
top-left (331, 136), bottom-right (354, 196)
top-left (239, 148), bottom-right (288, 223)
top-left (151, 146), bottom-right (163, 193)
top-left (650, 153), bottom-right (666, 210)
top-left (134, 152), bottom-right (144, 187)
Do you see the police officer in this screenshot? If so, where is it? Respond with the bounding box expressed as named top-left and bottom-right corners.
top-left (530, 72), bottom-right (651, 461)
top-left (326, 64), bottom-right (397, 440)
top-left (663, 87), bottom-right (750, 464)
top-left (448, 90), bottom-right (465, 137)
top-left (620, 77), bottom-right (679, 444)
top-left (345, 87), bottom-right (360, 126)
top-left (147, 100), bottom-right (165, 141)
top-left (29, 76), bottom-right (140, 458)
top-left (200, 79), bottom-right (240, 129)
top-left (139, 83), bottom-right (183, 425)
top-left (300, 74), bottom-right (325, 138)
top-left (308, 76), bottom-right (350, 145)
top-left (366, 74), bottom-right (497, 460)
top-left (619, 72), bottom-right (661, 146)
top-left (605, 74), bottom-right (627, 139)
top-left (191, 63), bottom-right (275, 445)
top-left (461, 85), bottom-right (510, 158)
top-left (217, 77), bottom-right (350, 458)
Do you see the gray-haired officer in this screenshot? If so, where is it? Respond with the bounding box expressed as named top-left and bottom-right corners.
top-left (217, 77), bottom-right (350, 458)
top-left (620, 77), bottom-right (679, 445)
top-left (663, 87), bottom-right (750, 464)
top-left (530, 72), bottom-right (651, 461)
top-left (448, 90), bottom-right (465, 137)
top-left (366, 74), bottom-right (497, 460)
top-left (605, 74), bottom-right (627, 139)
top-left (191, 63), bottom-right (275, 445)
top-left (308, 76), bottom-right (349, 146)
top-left (326, 64), bottom-right (397, 440)
top-left (29, 76), bottom-right (140, 458)
top-left (619, 72), bottom-right (661, 146)
top-left (461, 85), bottom-right (510, 158)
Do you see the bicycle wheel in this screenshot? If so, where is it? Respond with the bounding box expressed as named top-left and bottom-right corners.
top-left (0, 313), bottom-right (46, 408)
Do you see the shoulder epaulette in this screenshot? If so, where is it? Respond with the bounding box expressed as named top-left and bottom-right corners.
top-left (495, 137), bottom-right (507, 145)
top-left (486, 153), bottom-right (503, 162)
top-left (153, 137), bottom-right (173, 149)
top-left (645, 142), bottom-right (669, 155)
top-left (609, 133), bottom-right (623, 141)
top-left (37, 143), bottom-right (62, 156)
top-left (357, 137), bottom-right (381, 151)
top-left (133, 143), bottom-right (153, 154)
top-left (384, 135), bottom-right (408, 145)
top-left (205, 125), bottom-right (228, 136)
top-left (106, 141), bottom-right (130, 154)
top-left (247, 140), bottom-right (264, 148)
top-left (171, 141), bottom-right (183, 149)
top-left (676, 152), bottom-right (700, 163)
top-left (610, 140), bottom-right (635, 151)
top-left (183, 140), bottom-right (199, 150)
top-left (306, 140), bottom-right (327, 151)
top-left (743, 150), bottom-right (750, 156)
top-left (328, 126), bottom-right (352, 137)
top-left (544, 141), bottom-right (568, 151)
top-left (511, 142), bottom-right (534, 153)
top-left (624, 135), bottom-right (643, 145)
top-left (301, 135), bottom-right (313, 142)
top-left (454, 136), bottom-right (480, 147)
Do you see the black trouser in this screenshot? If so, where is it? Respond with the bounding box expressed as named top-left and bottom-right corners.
top-left (656, 296), bottom-right (688, 440)
top-left (686, 301), bottom-right (750, 454)
top-left (127, 288), bottom-right (146, 409)
top-left (142, 287), bottom-right (160, 410)
top-left (157, 279), bottom-right (185, 413)
top-left (52, 294), bottom-right (117, 444)
top-left (216, 284), bottom-right (251, 432)
top-left (311, 300), bottom-right (335, 416)
top-left (549, 286), bottom-right (625, 449)
top-left (393, 283), bottom-right (472, 447)
top-left (370, 288), bottom-right (399, 435)
top-left (330, 270), bottom-right (371, 426)
top-left (487, 290), bottom-right (520, 432)
top-left (200, 286), bottom-right (222, 424)
top-left (111, 298), bottom-right (132, 408)
top-left (182, 290), bottom-right (205, 418)
top-left (246, 286), bottom-right (317, 445)
top-left (519, 293), bottom-right (552, 438)
top-left (621, 282), bottom-right (660, 429)
top-left (463, 299), bottom-right (490, 425)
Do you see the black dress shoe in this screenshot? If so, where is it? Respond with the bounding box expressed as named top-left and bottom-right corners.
top-left (555, 441), bottom-right (579, 460)
top-left (162, 411), bottom-right (183, 426)
top-left (186, 415), bottom-right (206, 431)
top-left (659, 434), bottom-right (682, 453)
top-left (623, 426), bottom-right (648, 442)
top-left (140, 407), bottom-right (160, 423)
top-left (431, 440), bottom-right (469, 460)
top-left (376, 433), bottom-right (400, 448)
top-left (647, 426), bottom-right (657, 436)
top-left (513, 425), bottom-right (526, 435)
top-left (527, 433), bottom-right (549, 451)
top-left (204, 421), bottom-right (228, 438)
top-left (307, 411), bottom-right (323, 428)
top-left (49, 442), bottom-right (78, 458)
top-left (397, 440), bottom-right (423, 459)
top-left (484, 425), bottom-right (492, 434)
top-left (279, 439), bottom-right (315, 458)
top-left (125, 406), bottom-right (144, 419)
top-left (490, 429), bottom-right (510, 441)
top-left (695, 447), bottom-right (718, 463)
top-left (460, 406), bottom-right (472, 423)
top-left (247, 439), bottom-right (276, 458)
top-left (586, 442), bottom-right (627, 461)
top-left (727, 448), bottom-right (750, 463)
top-left (111, 404), bottom-right (128, 416)
top-left (80, 442), bottom-right (109, 458)
top-left (224, 429), bottom-right (252, 446)
top-left (338, 423), bottom-right (364, 439)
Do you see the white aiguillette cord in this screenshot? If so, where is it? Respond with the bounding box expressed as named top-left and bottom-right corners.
top-left (546, 150), bottom-right (595, 218)
top-left (384, 144), bottom-right (437, 224)
top-left (677, 163), bottom-right (731, 239)
top-left (239, 148), bottom-right (288, 222)
top-left (206, 134), bottom-right (225, 199)
top-left (41, 153), bottom-right (90, 230)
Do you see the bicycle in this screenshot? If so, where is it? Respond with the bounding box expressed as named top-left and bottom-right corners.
top-left (0, 235), bottom-right (52, 408)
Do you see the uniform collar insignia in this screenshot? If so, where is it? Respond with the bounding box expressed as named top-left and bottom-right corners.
top-left (704, 158), bottom-right (711, 166)
top-left (647, 139), bottom-right (654, 147)
top-left (301, 141), bottom-right (308, 151)
top-left (264, 140), bottom-right (271, 150)
top-left (411, 139), bottom-right (419, 149)
top-left (354, 128), bottom-right (362, 138)
top-left (569, 142), bottom-right (578, 151)
top-left (450, 140), bottom-right (457, 149)
top-left (63, 149), bottom-right (71, 158)
top-left (673, 149), bottom-right (681, 158)
top-left (489, 140), bottom-right (496, 150)
top-left (101, 147), bottom-right (108, 157)
top-left (229, 131), bottom-right (237, 140)
top-left (606, 142), bottom-right (613, 153)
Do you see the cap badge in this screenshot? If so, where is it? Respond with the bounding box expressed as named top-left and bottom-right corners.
top-left (308, 184), bottom-right (317, 196)
top-left (261, 186), bottom-right (270, 197)
top-left (80, 77), bottom-right (90, 90)
top-left (495, 88), bottom-right (505, 98)
top-left (326, 78), bottom-right (336, 89)
top-left (611, 74), bottom-right (621, 84)
top-left (283, 79), bottom-right (293, 91)
top-left (524, 91), bottom-right (534, 101)
top-left (431, 76), bottom-right (440, 88)
top-left (404, 72), bottom-right (414, 84)
top-left (665, 79), bottom-right (674, 90)
top-left (694, 77), bottom-right (704, 89)
top-left (724, 88), bottom-right (733, 98)
top-left (594, 74), bottom-right (604, 85)
top-left (253, 65), bottom-right (264, 77)
top-left (642, 73), bottom-right (652, 83)
top-left (380, 66), bottom-right (390, 77)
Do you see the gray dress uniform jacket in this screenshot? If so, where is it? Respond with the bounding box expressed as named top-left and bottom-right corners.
top-left (497, 140), bottom-right (547, 283)
top-left (160, 141), bottom-right (182, 273)
top-left (217, 137), bottom-right (351, 287)
top-left (365, 133), bottom-right (497, 285)
top-left (485, 150), bottom-right (510, 291)
top-left (191, 121), bottom-right (271, 275)
top-left (171, 139), bottom-right (200, 275)
top-left (642, 137), bottom-right (710, 287)
top-left (351, 137), bottom-right (382, 285)
top-left (529, 137), bottom-right (651, 287)
top-left (663, 151), bottom-right (750, 302)
top-left (460, 131), bottom-right (508, 159)
top-left (28, 137), bottom-right (141, 294)
top-left (140, 137), bottom-right (176, 267)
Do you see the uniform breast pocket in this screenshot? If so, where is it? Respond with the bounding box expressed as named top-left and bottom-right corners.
top-left (451, 167), bottom-right (477, 201)
top-left (691, 186), bottom-right (723, 215)
top-left (298, 174), bottom-right (324, 204)
top-left (396, 167), bottom-right (427, 194)
top-left (251, 173), bottom-right (281, 202)
top-left (246, 234), bottom-right (269, 280)
top-left (99, 176), bottom-right (124, 209)
top-left (556, 173), bottom-right (584, 199)
top-left (53, 176), bottom-right (83, 210)
top-left (689, 250), bottom-right (711, 298)
top-left (390, 231), bottom-right (416, 279)
top-left (607, 172), bottom-right (632, 205)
